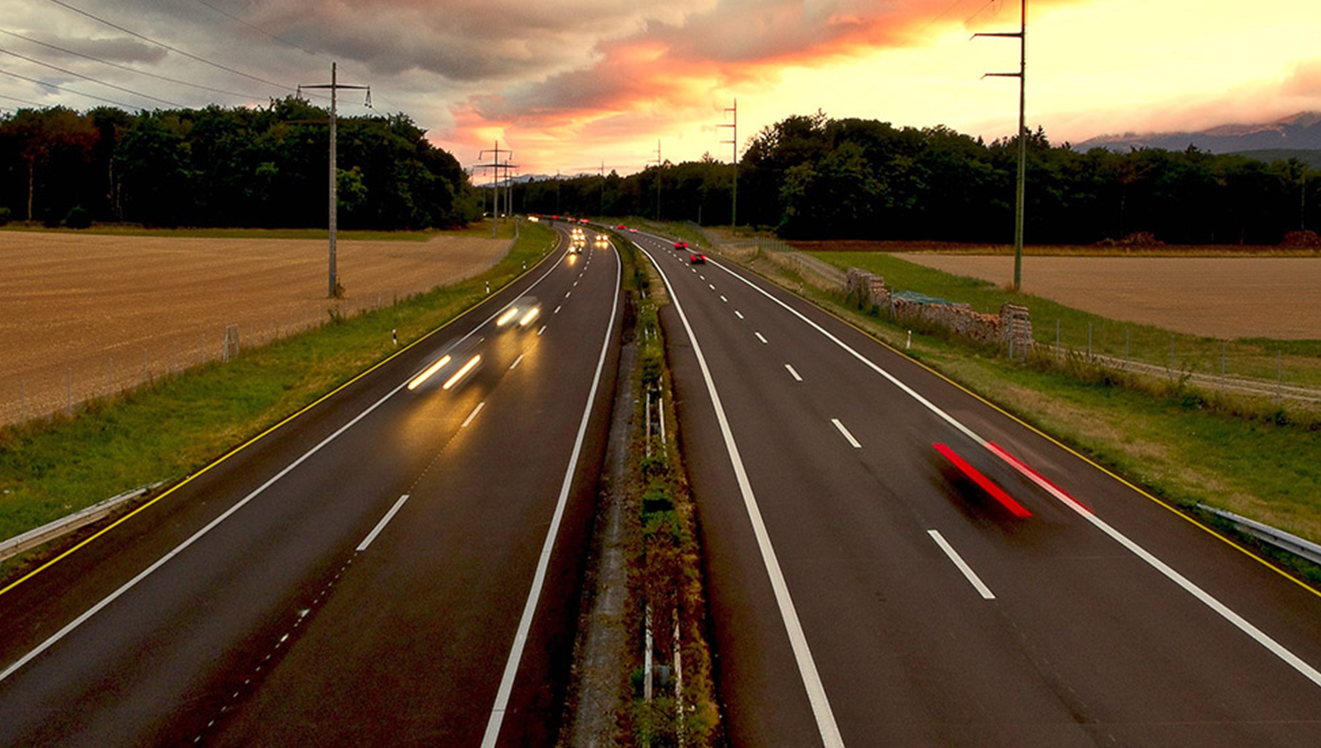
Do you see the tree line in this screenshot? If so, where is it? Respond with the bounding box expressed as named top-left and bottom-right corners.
top-left (513, 112), bottom-right (1320, 245)
top-left (0, 97), bottom-right (481, 229)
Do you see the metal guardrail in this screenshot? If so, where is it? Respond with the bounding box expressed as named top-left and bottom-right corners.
top-left (0, 481), bottom-right (165, 562)
top-left (1197, 504), bottom-right (1321, 566)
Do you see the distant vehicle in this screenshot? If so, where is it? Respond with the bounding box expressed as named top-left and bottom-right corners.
top-left (616, 224), bottom-right (627, 230)
top-left (674, 241), bottom-right (688, 250)
top-left (593, 233), bottom-right (610, 249)
top-left (628, 228), bottom-right (638, 233)
top-left (689, 253), bottom-right (706, 264)
top-left (528, 215), bottom-right (540, 223)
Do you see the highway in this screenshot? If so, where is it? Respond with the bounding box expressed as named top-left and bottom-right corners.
top-left (632, 232), bottom-right (1321, 747)
top-left (0, 224), bottom-right (620, 747)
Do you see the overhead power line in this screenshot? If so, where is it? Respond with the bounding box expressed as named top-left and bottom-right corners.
top-left (186, 0), bottom-right (322, 58)
top-left (42, 0), bottom-right (296, 93)
top-left (0, 65), bottom-right (136, 108)
top-left (0, 46), bottom-right (183, 107)
top-left (0, 91), bottom-right (49, 107)
top-left (0, 27), bottom-right (259, 101)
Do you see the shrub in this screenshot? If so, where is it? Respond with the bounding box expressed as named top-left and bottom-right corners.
top-left (65, 205), bottom-right (92, 229)
top-left (0, 207), bottom-right (10, 225)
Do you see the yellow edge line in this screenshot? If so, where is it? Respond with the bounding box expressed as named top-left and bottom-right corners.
top-left (0, 232), bottom-right (561, 599)
top-left (745, 254), bottom-right (1321, 601)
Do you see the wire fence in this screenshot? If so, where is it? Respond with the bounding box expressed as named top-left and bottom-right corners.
top-left (2, 292), bottom-right (401, 428)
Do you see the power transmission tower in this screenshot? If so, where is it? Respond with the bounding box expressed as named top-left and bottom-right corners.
top-left (974, 0), bottom-right (1027, 292)
top-left (300, 62), bottom-right (369, 298)
top-left (718, 98), bottom-right (738, 228)
top-left (476, 142), bottom-right (513, 238)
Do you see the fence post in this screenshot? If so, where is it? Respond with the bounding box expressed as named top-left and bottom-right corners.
top-left (1277, 349), bottom-right (1283, 403)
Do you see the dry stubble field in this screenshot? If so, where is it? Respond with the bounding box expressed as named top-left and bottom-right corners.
top-left (893, 253), bottom-right (1321, 340)
top-left (0, 231), bottom-right (510, 425)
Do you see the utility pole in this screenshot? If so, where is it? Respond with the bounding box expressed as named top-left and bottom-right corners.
top-left (974, 0), bottom-right (1027, 292)
top-left (476, 142), bottom-right (513, 238)
top-left (300, 62), bottom-right (369, 298)
top-left (650, 140), bottom-right (663, 220)
top-left (718, 98), bottom-right (738, 228)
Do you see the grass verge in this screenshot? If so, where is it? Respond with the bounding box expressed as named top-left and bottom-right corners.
top-left (0, 221), bottom-right (555, 580)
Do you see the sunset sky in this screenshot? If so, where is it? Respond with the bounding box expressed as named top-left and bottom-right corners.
top-left (2, 0), bottom-right (1318, 176)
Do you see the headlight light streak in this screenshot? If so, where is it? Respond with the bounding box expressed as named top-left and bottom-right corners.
top-left (495, 308), bottom-right (520, 327)
top-left (518, 308), bottom-right (540, 327)
top-left (443, 355), bottom-right (482, 390)
top-left (407, 355), bottom-right (452, 391)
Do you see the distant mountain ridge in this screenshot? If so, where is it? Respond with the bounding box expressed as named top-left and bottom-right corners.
top-left (1074, 111), bottom-right (1321, 154)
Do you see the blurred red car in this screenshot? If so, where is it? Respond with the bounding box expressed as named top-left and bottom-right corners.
top-left (689, 253), bottom-right (706, 264)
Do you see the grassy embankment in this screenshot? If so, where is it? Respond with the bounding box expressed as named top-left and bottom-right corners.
top-left (615, 234), bottom-right (721, 746)
top-left (674, 226), bottom-right (1321, 583)
top-left (0, 221), bottom-right (550, 579)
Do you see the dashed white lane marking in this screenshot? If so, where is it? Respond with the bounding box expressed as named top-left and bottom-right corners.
top-left (831, 418), bottom-right (861, 449)
top-left (537, 326), bottom-right (546, 337)
top-left (755, 332), bottom-right (768, 345)
top-left (735, 311), bottom-right (744, 320)
top-left (510, 354), bottom-right (524, 370)
top-left (785, 364), bottom-right (803, 382)
top-left (461, 401), bottom-right (486, 429)
top-left (929, 530), bottom-right (995, 600)
top-left (357, 495), bottom-right (411, 552)
top-left (709, 284), bottom-right (716, 291)
top-left (706, 255), bottom-right (1321, 691)
top-left (554, 305), bottom-right (561, 314)
top-left (634, 244), bottom-right (845, 748)
top-left (565, 291), bottom-right (572, 298)
top-left (720, 295), bottom-right (728, 303)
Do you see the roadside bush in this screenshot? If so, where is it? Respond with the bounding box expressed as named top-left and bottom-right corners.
top-left (0, 207), bottom-right (10, 225)
top-left (65, 205), bottom-right (92, 229)
top-left (1280, 230), bottom-right (1321, 248)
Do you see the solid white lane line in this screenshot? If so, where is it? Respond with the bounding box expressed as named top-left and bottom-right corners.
top-left (509, 354), bottom-right (524, 370)
top-left (755, 332), bottom-right (768, 345)
top-left (720, 295), bottom-right (728, 303)
top-left (461, 401), bottom-right (485, 429)
top-left (831, 418), bottom-right (861, 449)
top-left (785, 364), bottom-right (803, 382)
top-left (357, 495), bottom-right (411, 552)
top-left (481, 246), bottom-right (623, 747)
top-left (537, 326), bottom-right (546, 337)
top-left (709, 257), bottom-right (1321, 691)
top-left (928, 530), bottom-right (995, 600)
top-left (636, 244), bottom-right (845, 748)
top-left (734, 310), bottom-right (744, 320)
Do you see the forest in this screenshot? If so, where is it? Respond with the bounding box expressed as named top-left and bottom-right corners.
top-left (516, 112), bottom-right (1321, 245)
top-left (0, 97), bottom-right (481, 229)
top-left (4, 101), bottom-right (1318, 244)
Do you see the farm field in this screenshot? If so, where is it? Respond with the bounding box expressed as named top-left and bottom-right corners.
top-left (892, 253), bottom-right (1321, 340)
top-left (0, 230), bottom-right (511, 425)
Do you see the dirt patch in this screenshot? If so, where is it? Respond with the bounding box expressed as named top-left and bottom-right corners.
top-left (893, 254), bottom-right (1321, 340)
top-left (0, 232), bottom-right (509, 424)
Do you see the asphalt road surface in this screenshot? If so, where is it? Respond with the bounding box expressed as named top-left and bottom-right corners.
top-left (0, 224), bottom-right (620, 747)
top-left (632, 232), bottom-right (1321, 747)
